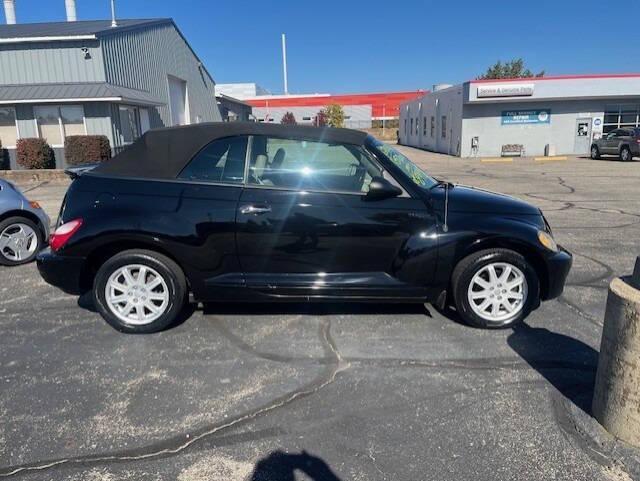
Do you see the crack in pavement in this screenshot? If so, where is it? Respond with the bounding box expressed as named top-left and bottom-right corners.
top-left (0, 319), bottom-right (349, 478)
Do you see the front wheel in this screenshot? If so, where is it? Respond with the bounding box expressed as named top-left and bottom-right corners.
top-left (93, 249), bottom-right (188, 333)
top-left (590, 145), bottom-right (600, 160)
top-left (451, 249), bottom-right (540, 329)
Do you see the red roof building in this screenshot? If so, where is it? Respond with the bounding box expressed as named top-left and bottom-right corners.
top-left (245, 90), bottom-right (427, 120)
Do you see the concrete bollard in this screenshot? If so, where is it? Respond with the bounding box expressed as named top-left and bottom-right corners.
top-left (592, 257), bottom-right (640, 447)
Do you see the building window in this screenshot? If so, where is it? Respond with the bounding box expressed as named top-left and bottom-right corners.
top-left (35, 105), bottom-right (85, 146)
top-left (0, 107), bottom-right (18, 147)
top-left (302, 117), bottom-right (311, 121)
top-left (430, 116), bottom-right (435, 137)
top-left (415, 118), bottom-right (419, 135)
top-left (404, 119), bottom-right (407, 135)
top-left (423, 117), bottom-right (427, 136)
top-left (118, 106), bottom-right (141, 144)
top-left (441, 116), bottom-right (447, 139)
top-left (410, 118), bottom-right (414, 135)
top-left (604, 104), bottom-right (640, 134)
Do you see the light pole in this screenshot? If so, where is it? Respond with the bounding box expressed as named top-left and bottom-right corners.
top-left (281, 34), bottom-right (289, 95)
top-left (110, 0), bottom-right (118, 27)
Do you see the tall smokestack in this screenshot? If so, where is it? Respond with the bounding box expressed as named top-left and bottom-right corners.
top-left (65, 0), bottom-right (76, 21)
top-left (3, 0), bottom-right (16, 24)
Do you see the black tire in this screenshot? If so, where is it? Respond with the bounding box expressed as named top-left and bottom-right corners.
top-left (590, 145), bottom-right (600, 160)
top-left (620, 146), bottom-right (633, 162)
top-left (0, 216), bottom-right (44, 266)
top-left (451, 249), bottom-right (540, 329)
top-left (93, 249), bottom-right (188, 333)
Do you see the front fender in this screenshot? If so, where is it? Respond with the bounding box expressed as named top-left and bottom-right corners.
top-left (433, 213), bottom-right (549, 290)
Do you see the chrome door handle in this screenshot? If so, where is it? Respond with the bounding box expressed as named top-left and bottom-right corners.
top-left (240, 205), bottom-right (271, 215)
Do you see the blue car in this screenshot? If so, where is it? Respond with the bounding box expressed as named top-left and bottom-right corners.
top-left (0, 179), bottom-right (50, 266)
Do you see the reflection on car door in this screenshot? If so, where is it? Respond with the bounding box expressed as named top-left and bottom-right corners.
top-left (234, 135), bottom-right (439, 300)
top-left (602, 130), bottom-right (620, 154)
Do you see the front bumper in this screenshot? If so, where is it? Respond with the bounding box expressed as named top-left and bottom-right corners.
top-left (542, 246), bottom-right (573, 300)
top-left (36, 248), bottom-right (87, 295)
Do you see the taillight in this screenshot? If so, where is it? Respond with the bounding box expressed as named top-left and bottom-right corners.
top-left (50, 218), bottom-right (83, 252)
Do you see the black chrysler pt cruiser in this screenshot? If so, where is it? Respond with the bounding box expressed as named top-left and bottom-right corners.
top-left (37, 123), bottom-right (572, 333)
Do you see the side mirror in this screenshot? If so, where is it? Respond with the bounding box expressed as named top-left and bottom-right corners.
top-left (366, 176), bottom-right (403, 200)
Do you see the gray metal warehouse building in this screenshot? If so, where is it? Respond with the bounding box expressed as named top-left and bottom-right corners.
top-left (399, 74), bottom-right (640, 158)
top-left (0, 16), bottom-right (221, 168)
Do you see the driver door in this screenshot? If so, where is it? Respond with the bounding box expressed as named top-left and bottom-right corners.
top-left (234, 135), bottom-right (439, 299)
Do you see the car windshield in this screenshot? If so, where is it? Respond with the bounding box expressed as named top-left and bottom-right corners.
top-left (371, 139), bottom-right (438, 189)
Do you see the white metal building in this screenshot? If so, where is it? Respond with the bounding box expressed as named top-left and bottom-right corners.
top-left (399, 74), bottom-right (640, 157)
top-left (215, 83), bottom-right (271, 99)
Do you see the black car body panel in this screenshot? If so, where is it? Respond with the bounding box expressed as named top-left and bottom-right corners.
top-left (37, 123), bottom-right (572, 306)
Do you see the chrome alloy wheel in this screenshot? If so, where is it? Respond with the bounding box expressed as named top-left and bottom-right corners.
top-left (105, 264), bottom-right (170, 325)
top-left (0, 223), bottom-right (38, 262)
top-left (467, 262), bottom-right (528, 325)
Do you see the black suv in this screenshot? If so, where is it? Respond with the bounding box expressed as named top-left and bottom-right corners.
top-left (37, 123), bottom-right (572, 333)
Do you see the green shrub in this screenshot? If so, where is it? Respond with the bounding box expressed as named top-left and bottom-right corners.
top-left (16, 138), bottom-right (55, 169)
top-left (64, 135), bottom-right (111, 166)
top-left (280, 112), bottom-right (297, 125)
top-left (0, 139), bottom-right (8, 170)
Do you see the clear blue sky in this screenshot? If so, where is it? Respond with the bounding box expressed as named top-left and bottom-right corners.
top-left (5, 0), bottom-right (639, 94)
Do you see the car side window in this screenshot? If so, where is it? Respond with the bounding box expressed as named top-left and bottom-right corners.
top-left (178, 136), bottom-right (248, 184)
top-left (247, 136), bottom-right (383, 194)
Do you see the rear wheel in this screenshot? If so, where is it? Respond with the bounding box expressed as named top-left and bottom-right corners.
top-left (620, 146), bottom-right (633, 162)
top-left (0, 216), bottom-right (43, 266)
top-left (93, 249), bottom-right (187, 333)
top-left (451, 249), bottom-right (539, 329)
top-left (590, 145), bottom-right (600, 160)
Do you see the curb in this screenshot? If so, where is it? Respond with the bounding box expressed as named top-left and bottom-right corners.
top-left (535, 156), bottom-right (568, 162)
top-left (559, 395), bottom-right (640, 480)
top-left (0, 169), bottom-right (69, 183)
top-left (481, 157), bottom-right (513, 163)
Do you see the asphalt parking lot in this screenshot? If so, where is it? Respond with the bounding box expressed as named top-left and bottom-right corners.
top-left (1, 149), bottom-right (640, 481)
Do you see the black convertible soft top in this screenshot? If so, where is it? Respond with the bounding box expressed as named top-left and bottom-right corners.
top-left (93, 122), bottom-right (369, 179)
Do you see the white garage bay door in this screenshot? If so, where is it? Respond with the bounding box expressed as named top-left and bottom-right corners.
top-left (168, 75), bottom-right (189, 126)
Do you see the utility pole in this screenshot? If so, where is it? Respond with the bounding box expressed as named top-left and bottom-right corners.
top-left (281, 33), bottom-right (289, 95)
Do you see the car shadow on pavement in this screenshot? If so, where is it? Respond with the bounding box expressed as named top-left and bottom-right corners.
top-left (507, 323), bottom-right (598, 414)
top-left (249, 450), bottom-right (342, 481)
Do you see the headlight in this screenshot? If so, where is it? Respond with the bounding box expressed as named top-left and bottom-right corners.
top-left (538, 230), bottom-right (558, 252)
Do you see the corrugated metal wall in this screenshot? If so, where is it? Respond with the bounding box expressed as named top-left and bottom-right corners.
top-left (100, 23), bottom-right (220, 129)
top-left (0, 40), bottom-right (105, 84)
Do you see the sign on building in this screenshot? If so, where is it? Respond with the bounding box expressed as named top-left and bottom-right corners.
top-left (501, 109), bottom-right (551, 125)
top-left (477, 84), bottom-right (535, 98)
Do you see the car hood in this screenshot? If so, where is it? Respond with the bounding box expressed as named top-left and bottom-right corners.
top-left (446, 184), bottom-right (540, 215)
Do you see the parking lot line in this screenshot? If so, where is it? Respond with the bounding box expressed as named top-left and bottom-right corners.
top-left (534, 156), bottom-right (568, 162)
top-left (481, 157), bottom-right (513, 163)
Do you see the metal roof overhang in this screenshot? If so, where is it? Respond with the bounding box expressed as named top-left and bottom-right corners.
top-left (0, 82), bottom-right (165, 106)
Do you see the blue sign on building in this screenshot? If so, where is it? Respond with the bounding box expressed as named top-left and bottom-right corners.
top-left (502, 109), bottom-right (551, 125)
